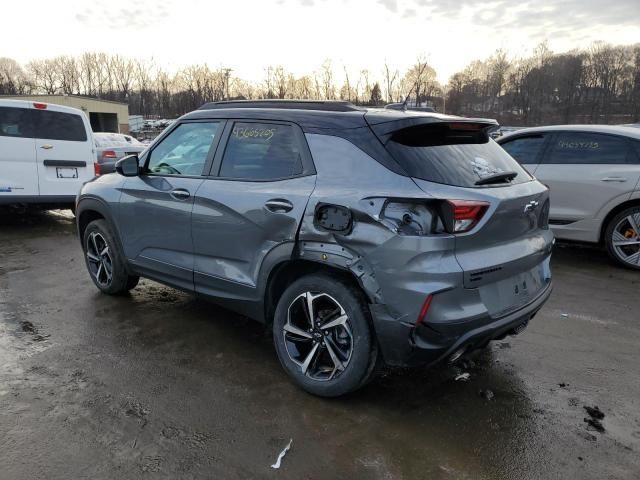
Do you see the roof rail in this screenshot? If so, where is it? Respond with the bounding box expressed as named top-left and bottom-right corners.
top-left (199, 100), bottom-right (362, 112)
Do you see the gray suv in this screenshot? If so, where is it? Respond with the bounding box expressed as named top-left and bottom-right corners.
top-left (76, 100), bottom-right (553, 397)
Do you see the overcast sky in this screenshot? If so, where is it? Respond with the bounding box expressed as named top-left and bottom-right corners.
top-left (3, 0), bottom-right (639, 83)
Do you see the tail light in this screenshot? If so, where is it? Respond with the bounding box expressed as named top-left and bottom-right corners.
top-left (94, 162), bottom-right (102, 176)
top-left (33, 102), bottom-right (47, 110)
top-left (539, 199), bottom-right (550, 230)
top-left (415, 294), bottom-right (433, 326)
top-left (442, 200), bottom-right (489, 233)
top-left (378, 199), bottom-right (490, 236)
top-left (101, 150), bottom-right (117, 159)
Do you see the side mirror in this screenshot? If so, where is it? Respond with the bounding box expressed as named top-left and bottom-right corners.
top-left (115, 155), bottom-right (140, 177)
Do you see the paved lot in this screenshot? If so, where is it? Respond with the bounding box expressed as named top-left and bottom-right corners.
top-left (1, 210), bottom-right (639, 479)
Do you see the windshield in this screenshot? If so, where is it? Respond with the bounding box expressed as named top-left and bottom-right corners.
top-left (385, 123), bottom-right (532, 187)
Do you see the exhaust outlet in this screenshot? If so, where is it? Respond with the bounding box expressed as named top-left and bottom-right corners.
top-left (509, 320), bottom-right (529, 336)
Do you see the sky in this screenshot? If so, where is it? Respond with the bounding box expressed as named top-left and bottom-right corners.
top-left (2, 0), bottom-right (639, 84)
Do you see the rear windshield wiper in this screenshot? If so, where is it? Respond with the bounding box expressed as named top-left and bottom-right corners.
top-left (475, 171), bottom-right (518, 186)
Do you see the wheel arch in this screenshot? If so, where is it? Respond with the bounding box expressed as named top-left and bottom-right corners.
top-left (76, 197), bottom-right (128, 268)
top-left (263, 256), bottom-right (378, 326)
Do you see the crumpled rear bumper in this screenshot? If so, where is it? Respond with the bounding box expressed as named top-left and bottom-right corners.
top-left (370, 281), bottom-right (553, 367)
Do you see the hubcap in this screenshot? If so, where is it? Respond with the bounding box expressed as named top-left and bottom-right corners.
top-left (86, 232), bottom-right (113, 288)
top-left (612, 213), bottom-right (640, 266)
top-left (283, 292), bottom-right (353, 382)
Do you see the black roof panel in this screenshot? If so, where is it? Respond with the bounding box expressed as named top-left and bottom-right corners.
top-left (200, 100), bottom-right (363, 112)
top-left (184, 106), bottom-right (369, 130)
top-left (184, 101), bottom-right (497, 133)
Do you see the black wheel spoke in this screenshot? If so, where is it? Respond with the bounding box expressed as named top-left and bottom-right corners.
top-left (282, 292), bottom-right (353, 382)
top-left (86, 232), bottom-right (113, 288)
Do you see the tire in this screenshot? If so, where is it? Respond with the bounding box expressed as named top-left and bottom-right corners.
top-left (272, 273), bottom-right (378, 397)
top-left (83, 219), bottom-right (139, 294)
top-left (604, 206), bottom-right (640, 270)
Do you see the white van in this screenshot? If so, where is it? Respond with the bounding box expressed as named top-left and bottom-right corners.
top-left (0, 99), bottom-right (95, 211)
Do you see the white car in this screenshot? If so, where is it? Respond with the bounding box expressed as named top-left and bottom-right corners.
top-left (498, 125), bottom-right (640, 269)
top-left (0, 99), bottom-right (95, 212)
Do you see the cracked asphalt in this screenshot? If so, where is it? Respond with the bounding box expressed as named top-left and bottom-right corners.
top-left (1, 209), bottom-right (639, 479)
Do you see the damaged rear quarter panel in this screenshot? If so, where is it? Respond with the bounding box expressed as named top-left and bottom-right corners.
top-left (299, 133), bottom-right (464, 324)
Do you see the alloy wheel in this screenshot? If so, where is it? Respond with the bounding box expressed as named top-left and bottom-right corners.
top-left (282, 292), bottom-right (353, 382)
top-left (611, 213), bottom-right (640, 266)
top-left (86, 232), bottom-right (113, 288)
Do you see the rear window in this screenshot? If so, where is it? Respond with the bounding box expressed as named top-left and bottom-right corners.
top-left (545, 132), bottom-right (633, 164)
top-left (0, 106), bottom-right (33, 138)
top-left (385, 123), bottom-right (532, 187)
top-left (35, 110), bottom-right (87, 142)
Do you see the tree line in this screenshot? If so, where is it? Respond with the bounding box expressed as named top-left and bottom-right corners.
top-left (1, 41), bottom-right (638, 125)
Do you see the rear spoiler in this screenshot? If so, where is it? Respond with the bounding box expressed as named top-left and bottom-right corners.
top-left (365, 114), bottom-right (499, 144)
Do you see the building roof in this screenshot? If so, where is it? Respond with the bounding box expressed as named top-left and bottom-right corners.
top-left (0, 94), bottom-right (128, 106)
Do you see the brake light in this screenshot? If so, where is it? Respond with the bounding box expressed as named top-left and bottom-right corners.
top-left (33, 102), bottom-right (47, 110)
top-left (416, 295), bottom-right (433, 326)
top-left (446, 200), bottom-right (489, 233)
top-left (94, 162), bottom-right (102, 176)
top-left (446, 122), bottom-right (485, 131)
top-left (102, 150), bottom-right (117, 159)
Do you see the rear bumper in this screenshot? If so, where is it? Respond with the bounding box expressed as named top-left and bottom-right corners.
top-left (370, 281), bottom-right (552, 367)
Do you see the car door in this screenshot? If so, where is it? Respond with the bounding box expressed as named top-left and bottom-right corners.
top-left (0, 103), bottom-right (38, 199)
top-left (117, 120), bottom-right (225, 291)
top-left (533, 131), bottom-right (639, 227)
top-left (192, 120), bottom-right (316, 304)
top-left (34, 105), bottom-right (94, 198)
top-left (499, 133), bottom-right (549, 176)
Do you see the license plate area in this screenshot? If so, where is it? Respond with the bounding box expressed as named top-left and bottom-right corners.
top-left (56, 167), bottom-right (78, 179)
top-left (479, 257), bottom-right (550, 318)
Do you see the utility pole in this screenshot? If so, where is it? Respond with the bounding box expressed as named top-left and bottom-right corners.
top-left (222, 68), bottom-right (232, 100)
top-left (441, 85), bottom-right (447, 114)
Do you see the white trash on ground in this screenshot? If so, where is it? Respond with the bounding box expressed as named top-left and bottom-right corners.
top-left (271, 439), bottom-right (293, 469)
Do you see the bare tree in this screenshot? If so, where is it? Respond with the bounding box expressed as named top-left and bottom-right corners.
top-left (5, 43), bottom-right (638, 124)
top-left (402, 55), bottom-right (438, 105)
top-left (0, 57), bottom-right (30, 94)
top-left (27, 59), bottom-right (59, 94)
top-left (111, 55), bottom-right (135, 100)
top-left (273, 66), bottom-right (288, 99)
top-left (320, 59), bottom-right (335, 100)
top-left (383, 62), bottom-right (399, 103)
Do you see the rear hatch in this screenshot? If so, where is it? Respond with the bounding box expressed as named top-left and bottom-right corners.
top-left (368, 114), bottom-right (553, 317)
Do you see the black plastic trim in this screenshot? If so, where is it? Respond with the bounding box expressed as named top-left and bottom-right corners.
top-left (43, 160), bottom-right (87, 167)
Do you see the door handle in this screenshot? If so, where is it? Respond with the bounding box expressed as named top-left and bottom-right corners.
top-left (40, 144), bottom-right (53, 150)
top-left (265, 199), bottom-right (294, 213)
top-left (601, 177), bottom-right (627, 182)
top-left (170, 188), bottom-right (191, 201)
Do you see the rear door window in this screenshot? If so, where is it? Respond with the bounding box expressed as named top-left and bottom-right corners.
top-left (219, 122), bottom-right (304, 180)
top-left (35, 110), bottom-right (87, 141)
top-left (500, 135), bottom-right (547, 164)
top-left (385, 123), bottom-right (532, 187)
top-left (0, 106), bottom-right (33, 138)
top-left (545, 132), bottom-right (632, 164)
